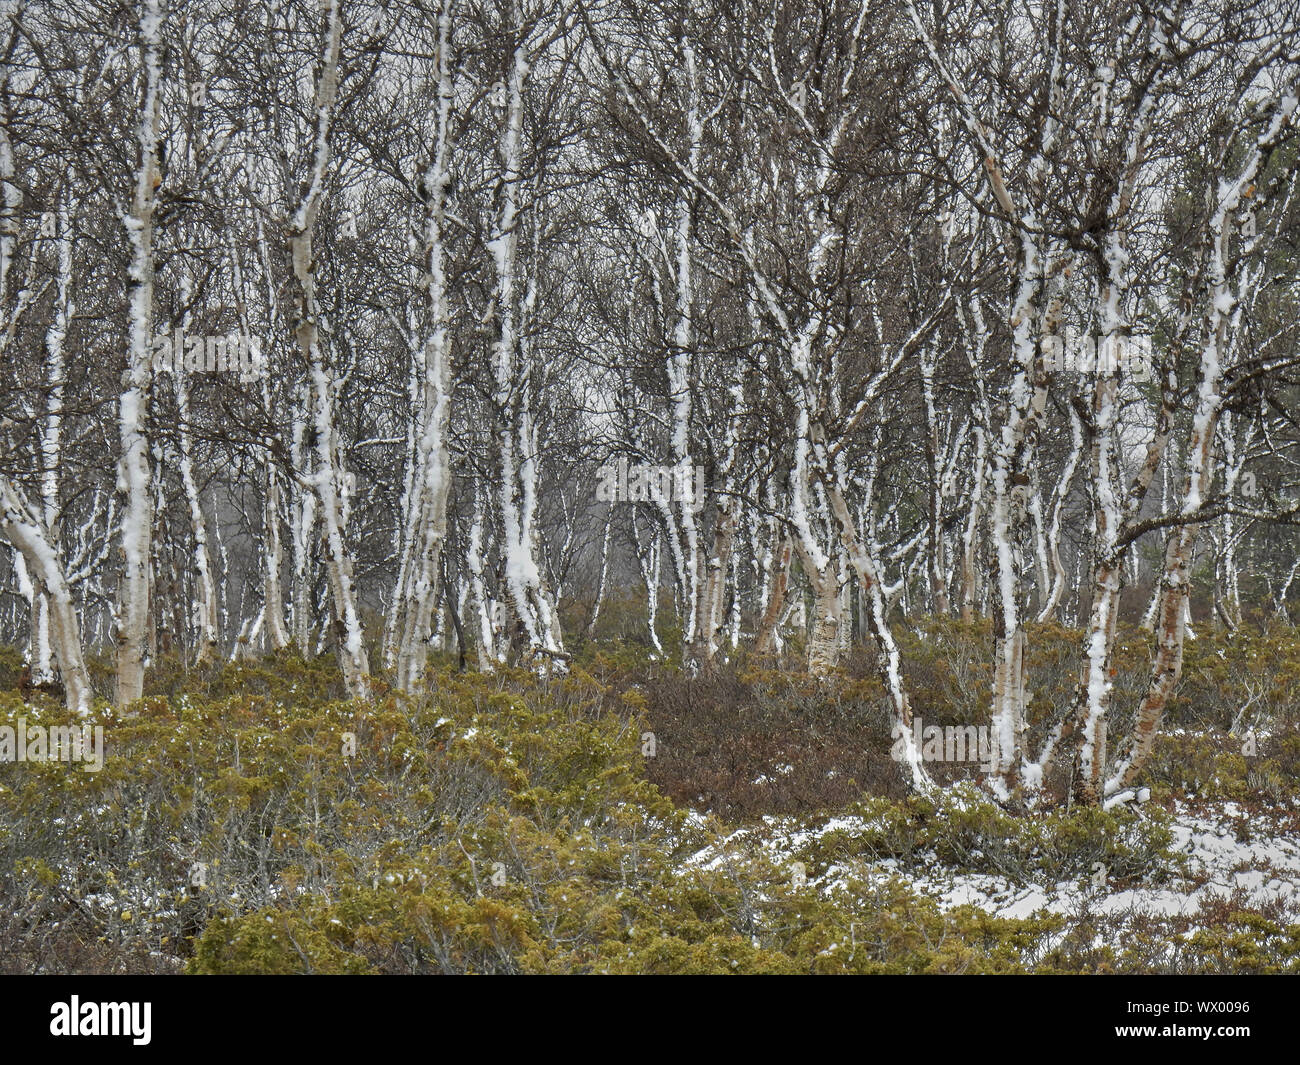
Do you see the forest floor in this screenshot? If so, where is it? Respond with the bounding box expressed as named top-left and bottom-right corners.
top-left (2, 624), bottom-right (1299, 973)
top-left (692, 797), bottom-right (1300, 927)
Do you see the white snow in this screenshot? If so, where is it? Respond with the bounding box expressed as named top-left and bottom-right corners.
top-left (685, 799), bottom-right (1300, 930)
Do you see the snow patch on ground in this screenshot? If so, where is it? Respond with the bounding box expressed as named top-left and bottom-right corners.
top-left (685, 799), bottom-right (1300, 925)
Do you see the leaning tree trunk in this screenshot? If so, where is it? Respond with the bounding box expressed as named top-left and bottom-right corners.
top-left (0, 474), bottom-right (92, 714)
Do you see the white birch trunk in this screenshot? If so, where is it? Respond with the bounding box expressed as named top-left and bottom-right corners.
top-left (287, 0), bottom-right (369, 698)
top-left (235, 225), bottom-right (290, 651)
top-left (289, 394), bottom-right (317, 652)
top-left (175, 364), bottom-right (219, 664)
top-left (0, 474), bottom-right (92, 714)
top-left (488, 18), bottom-right (565, 671)
top-left (115, 0), bottom-right (163, 705)
top-left (394, 0), bottom-right (456, 691)
top-left (29, 181), bottom-right (73, 683)
top-left (466, 489), bottom-right (499, 672)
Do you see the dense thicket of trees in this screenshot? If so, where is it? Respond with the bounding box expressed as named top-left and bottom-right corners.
top-left (3, 0), bottom-right (1300, 806)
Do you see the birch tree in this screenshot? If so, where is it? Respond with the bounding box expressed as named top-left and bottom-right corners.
top-left (114, 0), bottom-right (164, 704)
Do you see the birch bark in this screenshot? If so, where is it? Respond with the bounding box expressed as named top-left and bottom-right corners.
top-left (115, 0), bottom-right (163, 705)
